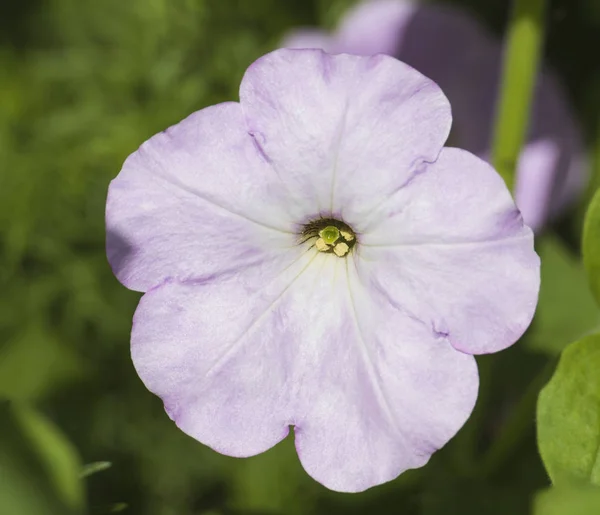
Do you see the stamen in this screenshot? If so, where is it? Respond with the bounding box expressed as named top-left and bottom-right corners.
top-left (315, 238), bottom-right (331, 252)
top-left (340, 230), bottom-right (354, 242)
top-left (333, 242), bottom-right (350, 257)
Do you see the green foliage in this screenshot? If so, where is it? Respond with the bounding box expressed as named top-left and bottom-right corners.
top-left (80, 461), bottom-right (112, 479)
top-left (0, 326), bottom-right (82, 401)
top-left (583, 188), bottom-right (600, 306)
top-left (528, 236), bottom-right (599, 355)
top-left (537, 334), bottom-right (600, 486)
top-left (229, 436), bottom-right (318, 514)
top-left (534, 486), bottom-right (600, 515)
top-left (0, 402), bottom-right (85, 514)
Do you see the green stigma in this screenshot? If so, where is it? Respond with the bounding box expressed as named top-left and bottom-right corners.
top-left (319, 226), bottom-right (340, 245)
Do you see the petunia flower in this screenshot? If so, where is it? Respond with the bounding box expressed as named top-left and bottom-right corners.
top-left (283, 0), bottom-right (586, 232)
top-left (106, 48), bottom-right (540, 492)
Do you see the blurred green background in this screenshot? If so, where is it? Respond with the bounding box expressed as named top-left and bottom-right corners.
top-left (1, 0), bottom-right (600, 514)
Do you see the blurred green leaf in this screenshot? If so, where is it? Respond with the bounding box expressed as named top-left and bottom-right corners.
top-left (81, 461), bottom-right (112, 478)
top-left (0, 401), bottom-right (85, 514)
top-left (229, 434), bottom-right (316, 514)
top-left (534, 486), bottom-right (600, 515)
top-left (528, 236), bottom-right (599, 354)
top-left (537, 334), bottom-right (600, 485)
top-left (0, 326), bottom-right (82, 401)
top-left (583, 188), bottom-right (600, 307)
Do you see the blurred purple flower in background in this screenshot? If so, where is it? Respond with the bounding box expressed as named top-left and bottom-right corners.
top-left (106, 49), bottom-right (540, 492)
top-left (284, 0), bottom-right (586, 231)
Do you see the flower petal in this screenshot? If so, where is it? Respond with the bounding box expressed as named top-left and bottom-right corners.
top-left (334, 0), bottom-right (417, 56)
top-left (513, 140), bottom-right (559, 231)
top-left (359, 148), bottom-right (540, 354)
top-left (295, 257), bottom-right (478, 492)
top-left (448, 55), bottom-right (586, 231)
top-left (131, 247), bottom-right (317, 457)
top-left (106, 102), bottom-right (296, 292)
top-left (239, 49), bottom-right (451, 222)
top-left (132, 247), bottom-right (478, 492)
top-left (359, 147), bottom-right (528, 243)
top-left (286, 0), bottom-right (586, 230)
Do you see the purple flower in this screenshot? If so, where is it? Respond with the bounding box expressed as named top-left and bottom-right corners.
top-left (106, 48), bottom-right (540, 492)
top-left (284, 0), bottom-right (586, 231)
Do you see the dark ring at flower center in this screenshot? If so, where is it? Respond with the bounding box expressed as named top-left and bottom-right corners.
top-left (300, 218), bottom-right (357, 257)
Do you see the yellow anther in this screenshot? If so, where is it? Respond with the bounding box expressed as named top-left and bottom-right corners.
top-left (315, 238), bottom-right (331, 252)
top-left (340, 230), bottom-right (355, 242)
top-left (333, 242), bottom-right (350, 257)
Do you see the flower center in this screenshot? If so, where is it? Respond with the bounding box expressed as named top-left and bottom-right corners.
top-left (300, 218), bottom-right (356, 258)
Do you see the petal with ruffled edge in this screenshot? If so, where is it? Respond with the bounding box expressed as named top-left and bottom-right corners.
top-left (132, 247), bottom-right (478, 492)
top-left (358, 148), bottom-right (540, 354)
top-left (282, 0), bottom-right (586, 231)
top-left (239, 48), bottom-right (451, 222)
top-left (106, 102), bottom-right (297, 292)
top-left (295, 256), bottom-right (478, 492)
top-left (131, 247), bottom-right (316, 457)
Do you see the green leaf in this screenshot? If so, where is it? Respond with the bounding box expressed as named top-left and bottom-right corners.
top-left (537, 334), bottom-right (600, 485)
top-left (229, 434), bottom-right (315, 515)
top-left (0, 326), bottom-right (83, 401)
top-left (528, 236), bottom-right (600, 354)
top-left (534, 486), bottom-right (600, 515)
top-left (81, 461), bottom-right (112, 478)
top-left (583, 188), bottom-right (600, 307)
top-left (0, 401), bottom-right (85, 514)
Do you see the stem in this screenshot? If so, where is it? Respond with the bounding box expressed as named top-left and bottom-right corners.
top-left (491, 0), bottom-right (547, 191)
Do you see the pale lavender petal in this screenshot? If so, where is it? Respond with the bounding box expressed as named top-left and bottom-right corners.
top-left (513, 140), bottom-right (558, 231)
top-left (359, 148), bottom-right (540, 354)
top-left (332, 0), bottom-right (494, 96)
top-left (132, 249), bottom-right (478, 492)
top-left (295, 257), bottom-right (478, 492)
top-left (130, 248), bottom-right (315, 457)
top-left (239, 49), bottom-right (451, 222)
top-left (453, 58), bottom-right (586, 230)
top-left (106, 102), bottom-right (296, 292)
top-left (334, 0), bottom-right (416, 56)
top-left (287, 0), bottom-right (586, 229)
